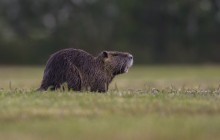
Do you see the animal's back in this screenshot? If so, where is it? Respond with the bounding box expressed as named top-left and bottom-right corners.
top-left (39, 48), bottom-right (133, 92)
top-left (39, 48), bottom-right (94, 90)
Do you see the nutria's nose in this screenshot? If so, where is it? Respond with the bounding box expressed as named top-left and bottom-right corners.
top-left (128, 54), bottom-right (133, 60)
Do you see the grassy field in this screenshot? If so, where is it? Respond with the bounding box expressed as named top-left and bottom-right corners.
top-left (1, 65), bottom-right (220, 140)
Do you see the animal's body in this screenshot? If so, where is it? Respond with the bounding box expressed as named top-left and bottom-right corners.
top-left (39, 48), bottom-right (133, 92)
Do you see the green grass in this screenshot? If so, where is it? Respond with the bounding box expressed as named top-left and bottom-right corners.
top-left (1, 65), bottom-right (220, 140)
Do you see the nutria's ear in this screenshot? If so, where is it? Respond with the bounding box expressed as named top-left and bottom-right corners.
top-left (102, 51), bottom-right (109, 58)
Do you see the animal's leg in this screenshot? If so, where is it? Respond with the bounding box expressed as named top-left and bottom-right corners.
top-left (66, 66), bottom-right (82, 91)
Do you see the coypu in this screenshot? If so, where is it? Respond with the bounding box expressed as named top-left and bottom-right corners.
top-left (39, 48), bottom-right (133, 92)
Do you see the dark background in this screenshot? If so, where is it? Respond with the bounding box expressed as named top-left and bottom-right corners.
top-left (0, 0), bottom-right (220, 65)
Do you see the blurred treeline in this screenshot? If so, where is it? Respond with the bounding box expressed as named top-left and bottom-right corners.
top-left (0, 0), bottom-right (220, 64)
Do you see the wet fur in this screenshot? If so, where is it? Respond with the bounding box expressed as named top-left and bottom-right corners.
top-left (39, 48), bottom-right (133, 92)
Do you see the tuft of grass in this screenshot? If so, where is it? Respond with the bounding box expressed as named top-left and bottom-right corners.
top-left (1, 65), bottom-right (220, 140)
top-left (1, 89), bottom-right (220, 140)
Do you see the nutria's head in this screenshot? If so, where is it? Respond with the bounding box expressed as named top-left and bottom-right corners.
top-left (97, 51), bottom-right (133, 75)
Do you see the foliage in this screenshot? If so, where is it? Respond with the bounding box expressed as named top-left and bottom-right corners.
top-left (0, 0), bottom-right (220, 64)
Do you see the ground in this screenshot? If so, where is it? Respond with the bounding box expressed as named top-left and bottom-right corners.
top-left (0, 66), bottom-right (220, 140)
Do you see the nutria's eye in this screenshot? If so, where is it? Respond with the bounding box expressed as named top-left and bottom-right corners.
top-left (112, 54), bottom-right (119, 56)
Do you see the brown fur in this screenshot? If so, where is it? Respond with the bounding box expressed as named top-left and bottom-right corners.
top-left (39, 48), bottom-right (133, 92)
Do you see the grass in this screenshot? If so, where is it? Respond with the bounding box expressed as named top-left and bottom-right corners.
top-left (1, 65), bottom-right (220, 140)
